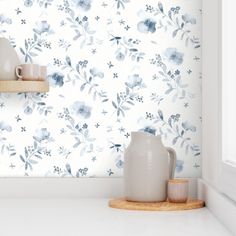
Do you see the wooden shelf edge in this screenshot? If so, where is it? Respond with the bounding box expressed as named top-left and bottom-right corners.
top-left (0, 80), bottom-right (49, 93)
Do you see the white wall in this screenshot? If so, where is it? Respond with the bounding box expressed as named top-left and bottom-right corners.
top-left (0, 0), bottom-right (202, 178)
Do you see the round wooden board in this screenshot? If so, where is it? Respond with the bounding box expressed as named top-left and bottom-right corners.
top-left (109, 198), bottom-right (205, 211)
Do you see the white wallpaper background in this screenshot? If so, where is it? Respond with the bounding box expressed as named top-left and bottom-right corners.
top-left (0, 0), bottom-right (201, 177)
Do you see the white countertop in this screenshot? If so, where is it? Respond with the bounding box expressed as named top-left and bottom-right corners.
top-left (0, 198), bottom-right (232, 236)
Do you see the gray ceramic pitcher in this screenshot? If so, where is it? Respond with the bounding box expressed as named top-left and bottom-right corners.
top-left (124, 131), bottom-right (176, 202)
top-left (0, 38), bottom-right (20, 80)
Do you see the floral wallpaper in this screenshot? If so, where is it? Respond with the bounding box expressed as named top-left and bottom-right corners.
top-left (0, 0), bottom-right (201, 177)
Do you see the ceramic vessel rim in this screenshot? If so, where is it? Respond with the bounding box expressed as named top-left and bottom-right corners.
top-left (131, 131), bottom-right (161, 138)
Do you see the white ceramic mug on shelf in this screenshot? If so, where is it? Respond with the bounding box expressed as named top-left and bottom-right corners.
top-left (39, 66), bottom-right (47, 81)
top-left (15, 64), bottom-right (39, 81)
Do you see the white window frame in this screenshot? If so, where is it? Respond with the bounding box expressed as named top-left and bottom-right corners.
top-left (202, 0), bottom-right (236, 202)
top-left (219, 0), bottom-right (236, 201)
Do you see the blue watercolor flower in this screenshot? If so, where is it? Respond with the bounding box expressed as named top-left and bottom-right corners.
top-left (139, 126), bottom-right (156, 135)
top-left (175, 160), bottom-right (184, 173)
top-left (72, 101), bottom-right (91, 119)
top-left (116, 160), bottom-right (123, 169)
top-left (24, 0), bottom-right (33, 7)
top-left (164, 48), bottom-right (184, 65)
top-left (90, 67), bottom-right (104, 78)
top-left (24, 106), bottom-right (33, 115)
top-left (48, 72), bottom-right (64, 87)
top-left (116, 52), bottom-right (125, 61)
top-left (0, 14), bottom-right (12, 24)
top-left (33, 128), bottom-right (52, 142)
top-left (182, 121), bottom-right (196, 132)
top-left (0, 121), bottom-right (12, 132)
top-left (137, 18), bottom-right (156, 34)
top-left (182, 14), bottom-right (196, 24)
top-left (34, 21), bottom-right (53, 35)
top-left (171, 6), bottom-right (180, 15)
top-left (125, 74), bottom-right (144, 89)
top-left (171, 114), bottom-right (180, 122)
top-left (73, 0), bottom-right (92, 11)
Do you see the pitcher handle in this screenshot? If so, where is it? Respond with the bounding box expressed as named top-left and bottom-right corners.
top-left (167, 147), bottom-right (176, 179)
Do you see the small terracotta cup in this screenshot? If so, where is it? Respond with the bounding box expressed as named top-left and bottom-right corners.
top-left (168, 179), bottom-right (188, 203)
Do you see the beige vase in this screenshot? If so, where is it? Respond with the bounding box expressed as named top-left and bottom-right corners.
top-left (124, 132), bottom-right (177, 202)
top-left (0, 38), bottom-right (20, 80)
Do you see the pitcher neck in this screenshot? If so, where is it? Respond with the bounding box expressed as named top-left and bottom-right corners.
top-left (0, 37), bottom-right (9, 41)
top-left (131, 131), bottom-right (161, 142)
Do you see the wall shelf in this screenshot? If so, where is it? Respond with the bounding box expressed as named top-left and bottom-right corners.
top-left (0, 80), bottom-right (49, 93)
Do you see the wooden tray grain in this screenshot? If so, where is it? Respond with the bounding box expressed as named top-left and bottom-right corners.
top-left (109, 198), bottom-right (205, 211)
